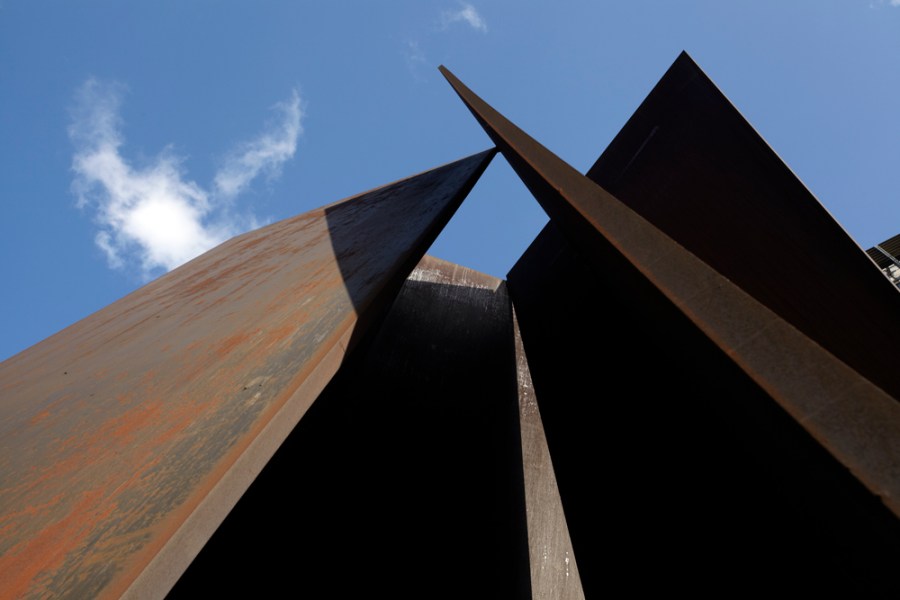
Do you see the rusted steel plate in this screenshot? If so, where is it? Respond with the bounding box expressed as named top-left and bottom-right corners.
top-left (166, 255), bottom-right (531, 598)
top-left (440, 61), bottom-right (900, 546)
top-left (0, 150), bottom-right (495, 599)
top-left (586, 51), bottom-right (900, 403)
top-left (511, 306), bottom-right (584, 600)
top-left (508, 221), bottom-right (900, 594)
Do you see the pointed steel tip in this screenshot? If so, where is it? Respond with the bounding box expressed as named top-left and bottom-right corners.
top-left (437, 65), bottom-right (471, 101)
top-left (676, 50), bottom-right (700, 69)
top-left (438, 65), bottom-right (460, 87)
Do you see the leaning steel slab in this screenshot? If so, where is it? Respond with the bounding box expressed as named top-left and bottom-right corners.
top-left (587, 51), bottom-right (900, 403)
top-left (439, 65), bottom-right (900, 524)
top-left (511, 305), bottom-right (584, 600)
top-left (0, 149), bottom-right (495, 599)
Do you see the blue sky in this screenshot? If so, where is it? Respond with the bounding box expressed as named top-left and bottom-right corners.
top-left (1, 1), bottom-right (899, 361)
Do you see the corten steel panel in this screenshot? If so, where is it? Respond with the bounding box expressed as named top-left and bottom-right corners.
top-left (508, 223), bottom-right (900, 595)
top-left (587, 51), bottom-right (900, 402)
top-left (441, 66), bottom-right (900, 593)
top-left (0, 150), bottom-right (494, 600)
top-left (511, 307), bottom-right (584, 600)
top-left (166, 255), bottom-right (531, 598)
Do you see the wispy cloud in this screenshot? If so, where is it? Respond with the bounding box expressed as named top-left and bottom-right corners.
top-left (404, 40), bottom-right (429, 79)
top-left (214, 90), bottom-right (302, 200)
top-left (441, 2), bottom-right (488, 33)
top-left (69, 79), bottom-right (302, 279)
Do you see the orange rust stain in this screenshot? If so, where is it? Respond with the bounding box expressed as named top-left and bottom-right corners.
top-left (216, 331), bottom-right (255, 359)
top-left (21, 397), bottom-right (165, 496)
top-left (249, 323), bottom-right (295, 353)
top-left (0, 386), bottom-right (217, 594)
top-left (0, 488), bottom-right (113, 599)
top-left (107, 403), bottom-right (160, 444)
top-left (0, 493), bottom-right (65, 538)
top-left (177, 258), bottom-right (262, 299)
top-left (233, 234), bottom-right (270, 252)
top-left (8, 430), bottom-right (101, 498)
top-left (28, 409), bottom-right (51, 426)
top-left (176, 361), bottom-right (209, 387)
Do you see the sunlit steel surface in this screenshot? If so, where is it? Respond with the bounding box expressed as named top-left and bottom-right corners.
top-left (511, 306), bottom-right (584, 600)
top-left (0, 150), bottom-right (494, 599)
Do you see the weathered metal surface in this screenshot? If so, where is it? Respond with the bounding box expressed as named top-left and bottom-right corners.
top-left (166, 255), bottom-right (531, 598)
top-left (587, 51), bottom-right (900, 402)
top-left (508, 222), bottom-right (900, 594)
top-left (441, 65), bottom-right (900, 590)
top-left (511, 306), bottom-right (584, 600)
top-left (0, 150), bottom-right (494, 599)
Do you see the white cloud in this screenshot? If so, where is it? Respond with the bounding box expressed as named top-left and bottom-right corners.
top-left (214, 90), bottom-right (303, 200)
top-left (892, 0), bottom-right (900, 6)
top-left (404, 40), bottom-right (429, 79)
top-left (441, 2), bottom-right (488, 33)
top-left (69, 79), bottom-right (302, 279)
